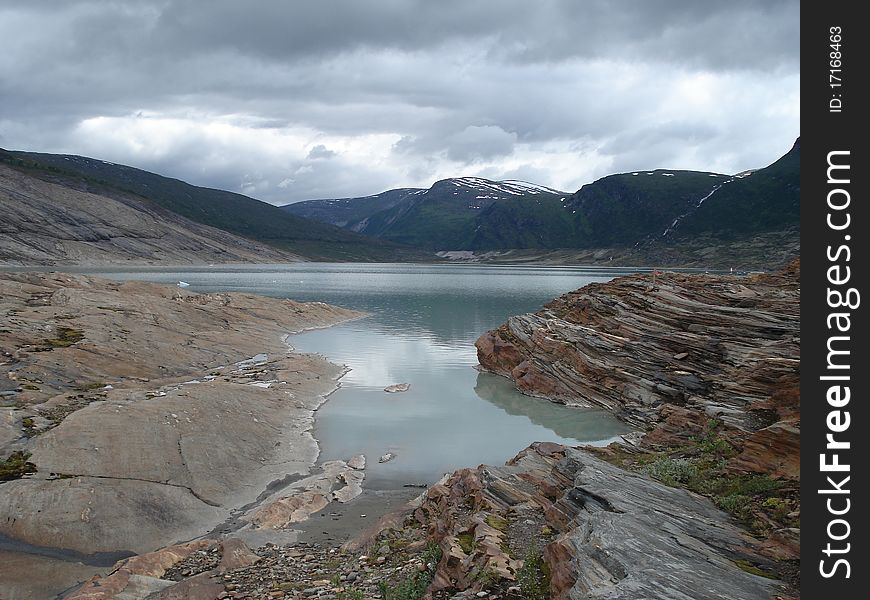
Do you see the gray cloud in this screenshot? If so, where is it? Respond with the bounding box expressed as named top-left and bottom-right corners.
top-left (307, 145), bottom-right (337, 160)
top-left (0, 0), bottom-right (799, 203)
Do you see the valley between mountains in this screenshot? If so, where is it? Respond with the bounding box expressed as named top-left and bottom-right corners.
top-left (0, 139), bottom-right (800, 599)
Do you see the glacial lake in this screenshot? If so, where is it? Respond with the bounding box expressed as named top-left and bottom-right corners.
top-left (82, 263), bottom-right (638, 488)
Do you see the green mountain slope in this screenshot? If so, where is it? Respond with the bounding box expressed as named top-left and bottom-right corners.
top-left (563, 169), bottom-right (726, 246)
top-left (667, 138), bottom-right (800, 240)
top-left (285, 141), bottom-right (799, 254)
top-left (285, 177), bottom-right (570, 250)
top-left (285, 188), bottom-right (424, 229)
top-left (2, 151), bottom-right (430, 262)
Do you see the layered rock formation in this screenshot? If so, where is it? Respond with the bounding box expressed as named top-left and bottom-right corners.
top-left (476, 261), bottom-right (800, 476)
top-left (0, 273), bottom-right (362, 598)
top-left (469, 262), bottom-right (800, 597)
top-left (410, 442), bottom-right (785, 599)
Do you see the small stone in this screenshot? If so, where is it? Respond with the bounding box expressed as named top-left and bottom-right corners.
top-left (673, 352), bottom-right (689, 360)
top-left (378, 453), bottom-right (396, 463)
top-left (476, 593), bottom-right (489, 598)
top-left (384, 383), bottom-right (410, 393)
top-left (376, 556), bottom-right (386, 564)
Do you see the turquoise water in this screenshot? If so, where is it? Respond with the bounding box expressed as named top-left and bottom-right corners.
top-left (86, 263), bottom-right (635, 487)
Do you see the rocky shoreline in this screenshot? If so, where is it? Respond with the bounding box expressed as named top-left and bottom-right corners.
top-left (473, 260), bottom-right (800, 596)
top-left (2, 263), bottom-right (800, 599)
top-left (0, 272), bottom-right (364, 598)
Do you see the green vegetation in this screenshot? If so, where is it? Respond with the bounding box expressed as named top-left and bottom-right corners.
top-left (77, 381), bottom-right (107, 391)
top-left (43, 327), bottom-right (84, 348)
top-left (568, 169), bottom-right (728, 247)
top-left (22, 417), bottom-right (38, 437)
top-left (516, 547), bottom-right (550, 600)
top-left (336, 589), bottom-right (365, 600)
top-left (473, 566), bottom-right (501, 588)
top-left (618, 419), bottom-right (794, 535)
top-left (1, 451), bottom-right (37, 481)
top-left (457, 532), bottom-right (476, 554)
top-left (378, 543), bottom-right (442, 600)
top-left (734, 559), bottom-right (778, 579)
top-left (641, 456), bottom-right (699, 487)
top-left (675, 139), bottom-right (800, 240)
top-left (484, 514), bottom-right (509, 532)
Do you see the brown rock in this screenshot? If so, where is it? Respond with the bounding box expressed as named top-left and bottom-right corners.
top-left (476, 263), bottom-right (801, 484)
top-left (412, 442), bottom-right (781, 599)
top-left (218, 538), bottom-right (261, 571)
top-left (151, 572), bottom-right (225, 600)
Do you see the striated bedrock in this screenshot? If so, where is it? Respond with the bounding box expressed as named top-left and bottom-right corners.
top-left (0, 273), bottom-right (362, 597)
top-left (412, 442), bottom-right (784, 600)
top-left (0, 162), bottom-right (301, 266)
top-left (475, 260), bottom-right (800, 477)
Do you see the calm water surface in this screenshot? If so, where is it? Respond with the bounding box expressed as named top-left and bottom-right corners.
top-left (85, 264), bottom-right (636, 487)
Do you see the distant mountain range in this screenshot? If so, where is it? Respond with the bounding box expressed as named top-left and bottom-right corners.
top-left (284, 139), bottom-right (799, 256)
top-left (0, 150), bottom-right (431, 263)
top-left (284, 178), bottom-right (570, 250)
top-left (0, 139), bottom-right (798, 267)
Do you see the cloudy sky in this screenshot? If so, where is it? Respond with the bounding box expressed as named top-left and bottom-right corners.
top-left (0, 0), bottom-right (799, 204)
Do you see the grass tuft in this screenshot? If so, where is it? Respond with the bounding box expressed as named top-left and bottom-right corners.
top-left (1, 451), bottom-right (37, 481)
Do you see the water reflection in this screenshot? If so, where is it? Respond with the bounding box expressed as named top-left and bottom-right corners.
top-left (82, 263), bottom-right (636, 486)
top-left (473, 372), bottom-right (622, 441)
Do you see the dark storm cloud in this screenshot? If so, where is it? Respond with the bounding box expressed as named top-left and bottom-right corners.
top-left (0, 0), bottom-right (799, 203)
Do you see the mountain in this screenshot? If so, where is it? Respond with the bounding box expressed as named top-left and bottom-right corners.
top-left (284, 177), bottom-right (571, 250)
top-left (0, 150), bottom-right (431, 263)
top-left (561, 169), bottom-right (728, 247)
top-left (283, 140), bottom-right (799, 259)
top-left (664, 138), bottom-right (800, 240)
top-left (0, 158), bottom-right (298, 265)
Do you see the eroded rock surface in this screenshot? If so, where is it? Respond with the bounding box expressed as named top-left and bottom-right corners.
top-left (476, 262), bottom-right (800, 483)
top-left (472, 262), bottom-right (800, 596)
top-left (410, 442), bottom-right (783, 599)
top-left (0, 162), bottom-right (300, 266)
top-left (0, 273), bottom-right (362, 598)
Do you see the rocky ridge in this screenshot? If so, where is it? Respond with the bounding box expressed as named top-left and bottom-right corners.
top-left (0, 162), bottom-right (300, 265)
top-left (475, 261), bottom-right (799, 456)
top-left (471, 261), bottom-right (800, 594)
